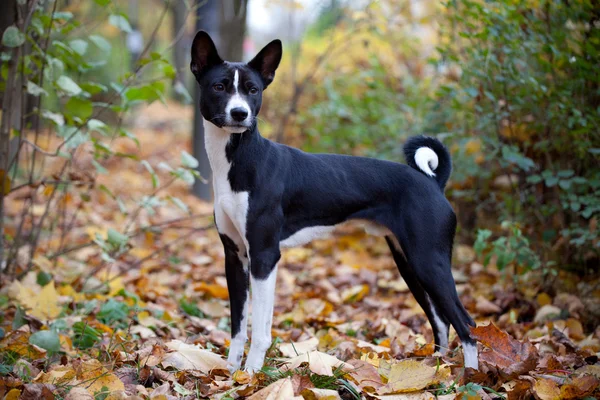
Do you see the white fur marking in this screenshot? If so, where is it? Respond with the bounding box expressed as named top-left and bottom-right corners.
top-left (280, 225), bottom-right (336, 248)
top-left (227, 297), bottom-right (249, 372)
top-left (205, 120), bottom-right (251, 268)
top-left (225, 69), bottom-right (251, 130)
top-left (414, 147), bottom-right (438, 177)
top-left (245, 267), bottom-right (278, 373)
top-left (463, 342), bottom-right (479, 369)
top-left (426, 295), bottom-right (449, 353)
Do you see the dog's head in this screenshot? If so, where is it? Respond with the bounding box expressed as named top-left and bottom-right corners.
top-left (190, 31), bottom-right (282, 133)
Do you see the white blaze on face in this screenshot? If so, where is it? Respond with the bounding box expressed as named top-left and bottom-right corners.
top-left (224, 69), bottom-right (252, 132)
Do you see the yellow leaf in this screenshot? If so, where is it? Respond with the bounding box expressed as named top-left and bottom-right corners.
top-left (532, 379), bottom-right (561, 400)
top-left (35, 364), bottom-right (77, 385)
top-left (12, 280), bottom-right (61, 320)
top-left (233, 369), bottom-right (252, 384)
top-left (5, 389), bottom-right (21, 400)
top-left (78, 359), bottom-right (124, 395)
top-left (378, 359), bottom-right (445, 394)
top-left (0, 329), bottom-right (46, 359)
top-left (341, 284), bottom-right (369, 303)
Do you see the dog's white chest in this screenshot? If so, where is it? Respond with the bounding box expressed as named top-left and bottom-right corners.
top-left (204, 121), bottom-right (250, 252)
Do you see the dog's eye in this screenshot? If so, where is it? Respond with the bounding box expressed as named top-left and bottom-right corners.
top-left (213, 83), bottom-right (225, 92)
top-left (249, 87), bottom-right (259, 95)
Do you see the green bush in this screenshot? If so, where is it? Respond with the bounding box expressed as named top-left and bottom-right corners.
top-left (298, 0), bottom-right (599, 273)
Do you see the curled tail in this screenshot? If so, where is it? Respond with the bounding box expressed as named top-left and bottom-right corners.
top-left (403, 135), bottom-right (452, 190)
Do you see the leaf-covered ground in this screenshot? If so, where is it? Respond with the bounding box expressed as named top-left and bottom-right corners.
top-left (1, 103), bottom-right (599, 399)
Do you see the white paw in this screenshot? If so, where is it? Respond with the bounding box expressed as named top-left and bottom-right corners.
top-left (244, 350), bottom-right (266, 375)
top-left (227, 342), bottom-right (246, 373)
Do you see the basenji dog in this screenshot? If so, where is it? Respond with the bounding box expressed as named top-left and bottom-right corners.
top-left (190, 31), bottom-right (478, 373)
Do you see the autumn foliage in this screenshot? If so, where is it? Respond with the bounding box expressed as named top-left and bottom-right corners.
top-left (1, 0), bottom-right (599, 399)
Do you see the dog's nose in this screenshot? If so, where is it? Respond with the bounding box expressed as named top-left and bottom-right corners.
top-left (230, 108), bottom-right (248, 122)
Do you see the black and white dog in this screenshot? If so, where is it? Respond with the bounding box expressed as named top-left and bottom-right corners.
top-left (190, 31), bottom-right (478, 373)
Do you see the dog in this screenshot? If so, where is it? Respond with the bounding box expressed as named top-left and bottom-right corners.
top-left (190, 30), bottom-right (478, 373)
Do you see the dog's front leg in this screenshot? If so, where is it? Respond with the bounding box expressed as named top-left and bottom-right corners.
top-left (221, 234), bottom-right (249, 372)
top-left (244, 248), bottom-right (280, 374)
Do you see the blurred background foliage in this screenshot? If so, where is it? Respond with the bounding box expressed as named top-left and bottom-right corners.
top-left (0, 0), bottom-right (598, 286)
top-left (263, 0), bottom-right (600, 278)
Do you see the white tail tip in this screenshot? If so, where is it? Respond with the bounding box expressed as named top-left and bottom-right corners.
top-left (414, 147), bottom-right (438, 177)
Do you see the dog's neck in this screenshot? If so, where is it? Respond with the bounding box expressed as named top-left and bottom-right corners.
top-left (203, 119), bottom-right (262, 194)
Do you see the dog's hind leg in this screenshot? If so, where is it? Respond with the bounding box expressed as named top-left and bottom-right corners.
top-left (220, 234), bottom-right (249, 372)
top-left (406, 248), bottom-right (478, 369)
top-left (385, 236), bottom-right (450, 353)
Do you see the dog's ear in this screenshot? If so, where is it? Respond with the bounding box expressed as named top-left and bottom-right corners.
top-left (190, 31), bottom-right (223, 77)
top-left (248, 39), bottom-right (282, 89)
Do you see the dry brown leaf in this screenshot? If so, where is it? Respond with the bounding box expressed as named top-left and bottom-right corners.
top-left (578, 364), bottom-right (600, 379)
top-left (475, 296), bottom-right (502, 314)
top-left (247, 377), bottom-right (299, 400)
top-left (532, 378), bottom-right (560, 400)
top-left (281, 351), bottom-right (353, 376)
top-left (77, 359), bottom-right (125, 396)
top-left (377, 359), bottom-right (448, 394)
top-left (279, 337), bottom-right (319, 357)
top-left (470, 323), bottom-right (538, 377)
top-left (161, 340), bottom-right (227, 371)
top-left (559, 374), bottom-right (599, 399)
top-left (0, 329), bottom-right (47, 359)
top-left (64, 387), bottom-right (94, 400)
top-left (233, 369), bottom-right (252, 384)
top-left (347, 359), bottom-right (384, 391)
top-left (301, 388), bottom-right (342, 399)
top-left (371, 393), bottom-right (435, 400)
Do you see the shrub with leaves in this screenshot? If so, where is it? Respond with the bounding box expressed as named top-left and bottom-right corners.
top-left (0, 0), bottom-right (195, 276)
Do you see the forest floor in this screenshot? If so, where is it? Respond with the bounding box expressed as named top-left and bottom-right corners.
top-left (1, 102), bottom-right (599, 400)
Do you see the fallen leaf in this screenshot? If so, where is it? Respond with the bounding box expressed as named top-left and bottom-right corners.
top-left (470, 323), bottom-right (538, 377)
top-left (248, 377), bottom-right (298, 400)
top-left (532, 378), bottom-right (560, 400)
top-left (64, 387), bottom-right (94, 400)
top-left (233, 369), bottom-right (252, 384)
top-left (378, 359), bottom-right (448, 394)
top-left (0, 329), bottom-right (47, 360)
top-left (282, 351), bottom-right (353, 376)
top-left (475, 296), bottom-right (502, 314)
top-left (161, 340), bottom-right (227, 372)
top-left (279, 337), bottom-right (319, 357)
top-left (11, 280), bottom-right (62, 320)
top-left (347, 359), bottom-right (384, 391)
top-left (560, 374), bottom-right (599, 399)
top-left (301, 388), bottom-right (342, 399)
top-left (341, 284), bottom-right (369, 303)
top-left (534, 305), bottom-right (561, 323)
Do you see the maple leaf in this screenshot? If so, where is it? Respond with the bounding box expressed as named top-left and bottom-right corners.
top-left (10, 280), bottom-right (61, 321)
top-left (470, 322), bottom-right (538, 378)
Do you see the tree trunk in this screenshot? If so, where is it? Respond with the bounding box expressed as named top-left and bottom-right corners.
top-left (191, 0), bottom-right (248, 201)
top-left (171, 0), bottom-right (188, 101)
top-left (218, 0), bottom-right (248, 61)
top-left (192, 0), bottom-right (220, 200)
top-left (0, 0), bottom-right (18, 270)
